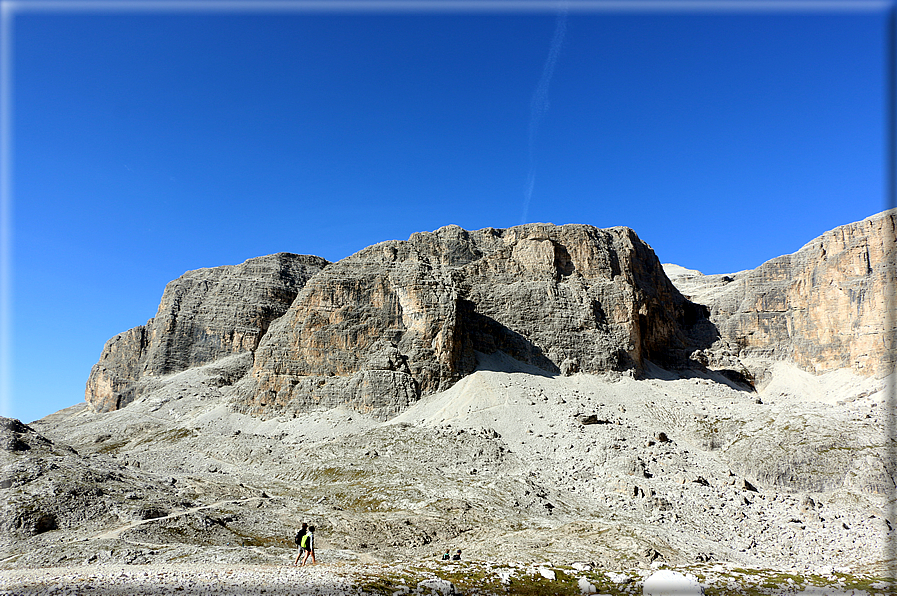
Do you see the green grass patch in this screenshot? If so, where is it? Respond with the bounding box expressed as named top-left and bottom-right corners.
top-left (122, 427), bottom-right (198, 450)
top-left (308, 467), bottom-right (371, 483)
top-left (320, 561), bottom-right (897, 596)
top-left (91, 439), bottom-right (131, 454)
top-left (694, 566), bottom-right (895, 596)
top-left (354, 562), bottom-right (642, 596)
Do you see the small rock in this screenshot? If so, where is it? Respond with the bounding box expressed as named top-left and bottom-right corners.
top-left (578, 577), bottom-right (597, 593)
top-left (606, 572), bottom-right (630, 584)
top-left (579, 415), bottom-right (611, 426)
top-left (538, 567), bottom-right (556, 580)
top-left (736, 477), bottom-right (758, 492)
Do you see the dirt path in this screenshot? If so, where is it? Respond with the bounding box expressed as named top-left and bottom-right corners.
top-left (88, 496), bottom-right (265, 541)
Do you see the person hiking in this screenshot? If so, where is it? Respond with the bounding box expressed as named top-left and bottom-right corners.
top-left (300, 525), bottom-right (316, 565)
top-left (441, 549), bottom-right (451, 560)
top-left (452, 549), bottom-right (461, 560)
top-left (293, 522), bottom-right (308, 566)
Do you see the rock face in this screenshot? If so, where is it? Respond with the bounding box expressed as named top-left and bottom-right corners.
top-left (236, 224), bottom-right (706, 419)
top-left (670, 209), bottom-right (896, 378)
top-left (85, 210), bottom-right (895, 420)
top-left (85, 253), bottom-right (329, 412)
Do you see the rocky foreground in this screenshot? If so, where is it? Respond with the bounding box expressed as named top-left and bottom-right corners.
top-left (2, 562), bottom-right (360, 596)
top-left (2, 559), bottom-right (895, 595)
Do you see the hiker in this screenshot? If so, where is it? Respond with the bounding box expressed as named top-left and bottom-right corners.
top-left (441, 549), bottom-right (451, 560)
top-left (452, 549), bottom-right (461, 560)
top-left (300, 525), bottom-right (316, 565)
top-left (293, 522), bottom-right (308, 566)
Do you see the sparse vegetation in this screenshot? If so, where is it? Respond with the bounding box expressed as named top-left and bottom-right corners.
top-left (350, 561), bottom-right (897, 596)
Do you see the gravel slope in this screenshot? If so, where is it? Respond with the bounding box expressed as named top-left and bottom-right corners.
top-left (3, 352), bottom-right (893, 583)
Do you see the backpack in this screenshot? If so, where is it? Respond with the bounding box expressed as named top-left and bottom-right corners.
top-left (295, 530), bottom-right (304, 545)
top-left (300, 532), bottom-right (311, 549)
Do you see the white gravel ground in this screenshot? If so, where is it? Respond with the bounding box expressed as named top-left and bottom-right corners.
top-left (1, 562), bottom-right (364, 596)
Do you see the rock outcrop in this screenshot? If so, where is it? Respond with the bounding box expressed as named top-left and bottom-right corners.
top-left (86, 210), bottom-right (896, 420)
top-left (85, 253), bottom-right (329, 412)
top-left (668, 209), bottom-right (896, 379)
top-left (236, 223), bottom-right (706, 419)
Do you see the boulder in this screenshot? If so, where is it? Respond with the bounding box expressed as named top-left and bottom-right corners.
top-left (642, 570), bottom-right (704, 595)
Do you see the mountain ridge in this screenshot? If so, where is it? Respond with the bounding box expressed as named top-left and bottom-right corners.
top-left (85, 210), bottom-right (895, 420)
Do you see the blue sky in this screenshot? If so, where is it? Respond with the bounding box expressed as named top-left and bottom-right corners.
top-left (3, 1), bottom-right (892, 423)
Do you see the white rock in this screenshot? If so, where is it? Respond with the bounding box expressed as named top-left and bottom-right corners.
top-left (606, 572), bottom-right (630, 584)
top-left (538, 567), bottom-right (556, 580)
top-left (578, 577), bottom-right (598, 593)
top-left (642, 570), bottom-right (704, 596)
top-left (417, 578), bottom-right (456, 595)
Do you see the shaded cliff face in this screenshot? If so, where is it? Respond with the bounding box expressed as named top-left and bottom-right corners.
top-left (85, 253), bottom-right (329, 412)
top-left (672, 209), bottom-right (896, 378)
top-left (237, 223), bottom-right (699, 419)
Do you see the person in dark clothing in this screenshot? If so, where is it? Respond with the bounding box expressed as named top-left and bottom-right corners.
top-left (293, 522), bottom-right (308, 566)
top-left (452, 549), bottom-right (461, 560)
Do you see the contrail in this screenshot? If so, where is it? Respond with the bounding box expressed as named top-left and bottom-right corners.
top-left (521, 4), bottom-right (568, 224)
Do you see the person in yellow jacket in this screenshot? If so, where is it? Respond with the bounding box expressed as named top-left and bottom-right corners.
top-left (293, 522), bottom-right (308, 566)
top-left (300, 525), bottom-right (316, 565)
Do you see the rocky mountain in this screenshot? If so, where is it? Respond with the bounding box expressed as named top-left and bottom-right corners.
top-left (667, 208), bottom-right (896, 380)
top-left (237, 223), bottom-right (712, 420)
top-left (86, 212), bottom-right (895, 424)
top-left (85, 253), bottom-right (329, 412)
top-left (87, 224), bottom-right (712, 420)
top-left (2, 213), bottom-right (894, 589)
top-left (7, 351), bottom-right (891, 579)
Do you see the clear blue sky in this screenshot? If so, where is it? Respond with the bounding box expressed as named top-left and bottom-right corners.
top-left (3, 1), bottom-right (892, 423)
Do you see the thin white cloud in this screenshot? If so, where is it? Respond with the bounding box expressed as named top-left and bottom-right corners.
top-left (522, 4), bottom-right (567, 224)
top-left (0, 0), bottom-right (12, 417)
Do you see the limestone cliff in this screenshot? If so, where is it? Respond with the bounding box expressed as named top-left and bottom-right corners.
top-left (668, 209), bottom-right (896, 379)
top-left (85, 253), bottom-right (329, 412)
top-left (235, 224), bottom-right (703, 419)
top-left (85, 211), bottom-right (894, 420)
